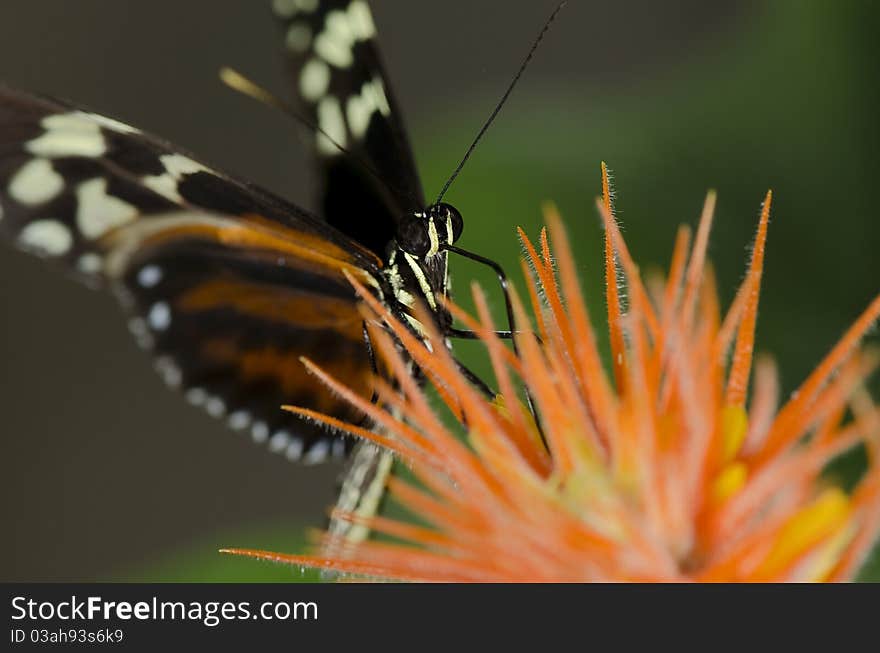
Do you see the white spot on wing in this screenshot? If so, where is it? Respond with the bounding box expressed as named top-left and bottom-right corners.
top-left (300, 58), bottom-right (331, 102)
top-left (8, 158), bottom-right (64, 205)
top-left (345, 78), bottom-right (392, 140)
top-left (77, 252), bottom-right (104, 275)
top-left (137, 264), bottom-right (163, 288)
top-left (127, 317), bottom-right (153, 349)
top-left (128, 316), bottom-right (148, 337)
top-left (83, 112), bottom-right (139, 135)
top-left (205, 396), bottom-right (226, 418)
top-left (228, 410), bottom-right (251, 431)
top-left (272, 0), bottom-right (296, 17)
top-left (160, 153), bottom-right (210, 178)
top-left (314, 35), bottom-right (353, 68)
top-left (311, 3), bottom-right (375, 69)
top-left (303, 439), bottom-right (330, 465)
top-left (314, 10), bottom-right (355, 68)
top-left (251, 421), bottom-right (270, 443)
top-left (273, 0), bottom-right (317, 17)
top-left (141, 174), bottom-right (179, 202)
top-left (186, 387), bottom-right (207, 406)
top-left (346, 93), bottom-right (371, 140)
top-left (285, 436), bottom-right (305, 461)
top-left (142, 154), bottom-right (211, 202)
top-left (348, 1), bottom-right (377, 40)
top-left (369, 77), bottom-right (391, 117)
top-left (147, 301), bottom-right (171, 331)
top-left (18, 219), bottom-right (72, 257)
top-left (154, 356), bottom-right (182, 388)
top-left (26, 113), bottom-right (106, 158)
top-left (75, 178), bottom-right (138, 239)
top-left (269, 430), bottom-right (291, 454)
top-left (285, 22), bottom-right (312, 52)
top-left (316, 97), bottom-right (347, 155)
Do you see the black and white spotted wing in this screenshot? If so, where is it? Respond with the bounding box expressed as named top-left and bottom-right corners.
top-left (0, 85), bottom-right (388, 464)
top-left (272, 0), bottom-right (425, 256)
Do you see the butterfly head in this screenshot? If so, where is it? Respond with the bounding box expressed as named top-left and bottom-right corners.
top-left (396, 203), bottom-right (463, 260)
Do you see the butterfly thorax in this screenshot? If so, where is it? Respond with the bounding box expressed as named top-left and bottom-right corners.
top-left (383, 202), bottom-right (463, 334)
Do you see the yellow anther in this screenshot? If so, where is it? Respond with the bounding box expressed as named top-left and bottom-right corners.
top-left (712, 462), bottom-right (748, 502)
top-left (756, 488), bottom-right (851, 579)
top-left (721, 404), bottom-right (748, 463)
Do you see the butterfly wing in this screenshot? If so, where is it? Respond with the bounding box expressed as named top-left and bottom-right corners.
top-left (0, 85), bottom-right (385, 463)
top-left (272, 0), bottom-right (425, 256)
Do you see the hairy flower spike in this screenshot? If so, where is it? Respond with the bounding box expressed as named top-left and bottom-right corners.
top-left (224, 167), bottom-right (880, 582)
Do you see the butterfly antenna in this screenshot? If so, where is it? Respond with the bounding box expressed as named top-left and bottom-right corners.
top-left (434, 1), bottom-right (566, 205)
top-left (219, 67), bottom-right (418, 207)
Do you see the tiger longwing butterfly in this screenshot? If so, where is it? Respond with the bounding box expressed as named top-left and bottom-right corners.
top-left (0, 0), bottom-right (562, 543)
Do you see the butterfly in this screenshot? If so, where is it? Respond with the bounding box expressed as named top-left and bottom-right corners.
top-left (0, 0), bottom-right (561, 538)
top-left (2, 0), bottom-right (450, 461)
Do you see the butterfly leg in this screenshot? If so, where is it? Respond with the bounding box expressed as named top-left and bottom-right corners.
top-left (443, 244), bottom-right (547, 446)
top-left (450, 358), bottom-right (496, 400)
top-left (360, 316), bottom-right (494, 408)
top-left (448, 327), bottom-right (513, 340)
top-left (444, 244), bottom-right (517, 341)
top-left (447, 327), bottom-right (544, 345)
top-left (362, 321), bottom-right (380, 407)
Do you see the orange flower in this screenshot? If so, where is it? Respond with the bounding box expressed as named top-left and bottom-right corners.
top-left (225, 164), bottom-right (880, 581)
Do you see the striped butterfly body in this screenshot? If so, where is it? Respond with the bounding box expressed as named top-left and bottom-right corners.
top-left (0, 0), bottom-right (461, 474)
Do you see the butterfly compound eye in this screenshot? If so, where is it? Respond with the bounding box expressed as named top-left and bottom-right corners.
top-left (429, 203), bottom-right (464, 244)
top-left (397, 217), bottom-right (431, 257)
top-left (444, 204), bottom-right (464, 243)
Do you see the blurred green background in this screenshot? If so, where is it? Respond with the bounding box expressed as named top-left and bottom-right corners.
top-left (0, 1), bottom-right (878, 581)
